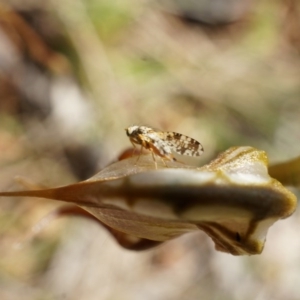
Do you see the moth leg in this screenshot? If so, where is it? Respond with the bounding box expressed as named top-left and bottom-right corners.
top-left (161, 157), bottom-right (168, 167)
top-left (130, 141), bottom-right (137, 155)
top-left (135, 145), bottom-right (144, 165)
top-left (151, 151), bottom-right (158, 169)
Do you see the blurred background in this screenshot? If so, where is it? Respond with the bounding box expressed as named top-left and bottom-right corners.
top-left (0, 0), bottom-right (300, 299)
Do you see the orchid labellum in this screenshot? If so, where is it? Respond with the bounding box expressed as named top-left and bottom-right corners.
top-left (0, 147), bottom-right (296, 255)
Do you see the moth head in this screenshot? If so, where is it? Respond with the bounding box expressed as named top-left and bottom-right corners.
top-left (125, 125), bottom-right (139, 137)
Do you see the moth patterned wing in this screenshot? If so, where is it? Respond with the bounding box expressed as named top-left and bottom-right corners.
top-left (162, 132), bottom-right (204, 157)
top-left (146, 131), bottom-right (173, 157)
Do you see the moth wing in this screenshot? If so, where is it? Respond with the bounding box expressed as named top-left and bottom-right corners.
top-left (161, 132), bottom-right (204, 157)
top-left (148, 132), bottom-right (173, 156)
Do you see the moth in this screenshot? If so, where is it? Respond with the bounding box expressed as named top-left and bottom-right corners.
top-left (125, 125), bottom-right (204, 167)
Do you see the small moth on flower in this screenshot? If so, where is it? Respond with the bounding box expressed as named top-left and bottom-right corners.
top-left (125, 125), bottom-right (204, 168)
